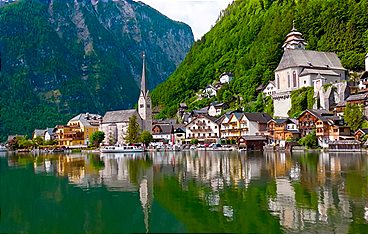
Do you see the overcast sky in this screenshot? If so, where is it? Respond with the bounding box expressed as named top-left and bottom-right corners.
top-left (136, 0), bottom-right (234, 39)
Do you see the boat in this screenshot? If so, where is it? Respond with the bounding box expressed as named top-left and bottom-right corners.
top-left (100, 145), bottom-right (144, 153)
top-left (0, 145), bottom-right (7, 152)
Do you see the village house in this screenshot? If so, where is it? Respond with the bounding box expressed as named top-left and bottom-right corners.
top-left (33, 129), bottom-right (46, 140)
top-left (55, 125), bottom-right (84, 147)
top-left (297, 109), bottom-right (351, 147)
top-left (152, 124), bottom-right (173, 143)
top-left (219, 72), bottom-right (234, 84)
top-left (354, 128), bottom-right (368, 141)
top-left (262, 81), bottom-right (276, 97)
top-left (220, 112), bottom-right (272, 140)
top-left (267, 118), bottom-right (300, 147)
top-left (185, 115), bottom-right (221, 143)
top-left (44, 128), bottom-right (56, 142)
top-left (100, 54), bottom-right (152, 145)
top-left (357, 54), bottom-right (368, 90)
top-left (272, 22), bottom-right (346, 117)
top-left (67, 113), bottom-right (101, 146)
top-left (207, 102), bottom-right (228, 117)
top-left (203, 85), bottom-right (218, 98)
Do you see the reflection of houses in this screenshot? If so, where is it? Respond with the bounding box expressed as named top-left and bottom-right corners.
top-left (185, 115), bottom-right (221, 143)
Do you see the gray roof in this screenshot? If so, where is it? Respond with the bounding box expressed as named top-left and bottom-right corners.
top-left (102, 109), bottom-right (141, 124)
top-left (346, 93), bottom-right (368, 102)
top-left (243, 112), bottom-right (272, 124)
top-left (276, 50), bottom-right (345, 71)
top-left (45, 128), bottom-right (56, 135)
top-left (33, 129), bottom-right (46, 137)
top-left (69, 113), bottom-right (101, 127)
top-left (153, 124), bottom-right (173, 135)
top-left (299, 68), bottom-right (339, 77)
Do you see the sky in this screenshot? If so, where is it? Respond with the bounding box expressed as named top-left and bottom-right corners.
top-left (136, 0), bottom-right (234, 39)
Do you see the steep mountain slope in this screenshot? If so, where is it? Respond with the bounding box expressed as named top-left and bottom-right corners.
top-left (0, 0), bottom-right (193, 140)
top-left (152, 0), bottom-right (368, 116)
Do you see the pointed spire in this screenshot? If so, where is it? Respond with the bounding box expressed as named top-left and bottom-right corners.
top-left (141, 52), bottom-right (146, 96)
top-left (292, 20), bottom-right (296, 31)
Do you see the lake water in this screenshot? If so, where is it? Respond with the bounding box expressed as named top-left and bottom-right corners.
top-left (0, 150), bottom-right (368, 233)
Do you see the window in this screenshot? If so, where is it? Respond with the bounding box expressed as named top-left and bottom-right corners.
top-left (293, 71), bottom-right (297, 87)
top-left (215, 126), bottom-right (218, 129)
top-left (203, 133), bottom-right (205, 137)
top-left (287, 72), bottom-right (290, 88)
top-left (209, 133), bottom-right (212, 136)
top-left (277, 75), bottom-right (280, 89)
top-left (140, 104), bottom-right (144, 108)
top-left (304, 80), bottom-right (306, 84)
top-left (215, 133), bottom-right (218, 136)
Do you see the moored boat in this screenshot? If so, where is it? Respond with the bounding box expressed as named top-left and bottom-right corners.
top-left (100, 145), bottom-right (144, 153)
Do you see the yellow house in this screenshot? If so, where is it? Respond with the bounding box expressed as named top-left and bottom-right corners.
top-left (55, 125), bottom-right (85, 147)
top-left (67, 113), bottom-right (101, 146)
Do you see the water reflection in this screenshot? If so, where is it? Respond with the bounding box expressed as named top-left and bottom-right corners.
top-left (2, 151), bottom-right (368, 233)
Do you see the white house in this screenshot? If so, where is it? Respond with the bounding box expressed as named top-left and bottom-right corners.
top-left (272, 23), bottom-right (346, 117)
top-left (208, 102), bottom-right (228, 117)
top-left (219, 72), bottom-right (234, 84)
top-left (262, 81), bottom-right (276, 97)
top-left (185, 115), bottom-right (221, 143)
top-left (203, 85), bottom-right (218, 98)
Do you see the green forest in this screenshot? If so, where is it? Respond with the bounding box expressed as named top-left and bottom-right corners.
top-left (151, 0), bottom-right (368, 117)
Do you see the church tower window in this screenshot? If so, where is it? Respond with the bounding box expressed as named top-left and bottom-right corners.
top-left (293, 71), bottom-right (297, 87)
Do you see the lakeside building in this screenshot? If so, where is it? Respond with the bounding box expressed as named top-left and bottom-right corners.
top-left (220, 112), bottom-right (272, 140)
top-left (55, 113), bottom-right (101, 147)
top-left (272, 23), bottom-right (346, 117)
top-left (267, 118), bottom-right (300, 147)
top-left (100, 54), bottom-right (152, 145)
top-left (185, 114), bottom-right (221, 143)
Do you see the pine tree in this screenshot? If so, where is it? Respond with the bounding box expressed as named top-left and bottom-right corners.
top-left (125, 115), bottom-right (141, 144)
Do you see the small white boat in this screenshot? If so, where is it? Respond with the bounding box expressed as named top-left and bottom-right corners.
top-left (0, 145), bottom-right (7, 152)
top-left (100, 145), bottom-right (144, 153)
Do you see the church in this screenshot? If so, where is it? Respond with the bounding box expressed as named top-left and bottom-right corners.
top-left (100, 54), bottom-right (152, 145)
top-left (272, 22), bottom-right (347, 117)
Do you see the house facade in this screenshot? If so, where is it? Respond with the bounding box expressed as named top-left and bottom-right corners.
top-left (208, 102), bottom-right (228, 117)
top-left (262, 81), bottom-right (276, 97)
top-left (55, 125), bottom-right (84, 147)
top-left (267, 119), bottom-right (300, 147)
top-left (185, 115), bottom-right (220, 143)
top-left (67, 113), bottom-right (101, 145)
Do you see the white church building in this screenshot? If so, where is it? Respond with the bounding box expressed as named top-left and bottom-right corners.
top-left (100, 54), bottom-right (152, 145)
top-left (272, 23), bottom-right (347, 117)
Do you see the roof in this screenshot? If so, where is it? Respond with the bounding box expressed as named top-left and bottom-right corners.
top-left (152, 125), bottom-right (173, 135)
top-left (301, 109), bottom-right (340, 123)
top-left (69, 113), bottom-right (101, 127)
top-left (276, 50), bottom-right (345, 71)
top-left (33, 129), bottom-right (46, 137)
top-left (185, 114), bottom-right (219, 127)
top-left (299, 68), bottom-right (339, 76)
top-left (243, 112), bottom-right (272, 123)
top-left (102, 109), bottom-right (141, 124)
top-left (346, 93), bottom-right (368, 102)
top-left (355, 129), bottom-right (368, 135)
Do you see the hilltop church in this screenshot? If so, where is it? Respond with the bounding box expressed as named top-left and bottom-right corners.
top-left (100, 54), bottom-right (152, 145)
top-left (272, 22), bottom-right (347, 117)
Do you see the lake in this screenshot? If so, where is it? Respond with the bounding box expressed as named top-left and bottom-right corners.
top-left (0, 150), bottom-right (367, 233)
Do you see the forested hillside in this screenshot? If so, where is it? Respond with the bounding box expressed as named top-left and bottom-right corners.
top-left (151, 0), bottom-right (368, 116)
top-left (0, 0), bottom-right (193, 140)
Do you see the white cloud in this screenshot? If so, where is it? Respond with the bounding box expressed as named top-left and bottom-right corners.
top-left (136, 0), bottom-right (233, 39)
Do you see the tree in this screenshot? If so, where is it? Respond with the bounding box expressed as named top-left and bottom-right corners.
top-left (344, 103), bottom-right (364, 131)
top-left (298, 131), bottom-right (318, 149)
top-left (90, 131), bottom-right (105, 147)
top-left (33, 136), bottom-right (44, 147)
top-left (190, 138), bottom-right (199, 145)
top-left (140, 131), bottom-right (153, 147)
top-left (125, 115), bottom-right (141, 144)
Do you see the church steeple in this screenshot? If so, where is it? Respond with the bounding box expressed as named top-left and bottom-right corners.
top-left (138, 52), bottom-right (152, 133)
top-left (141, 52), bottom-right (147, 96)
top-left (282, 20), bottom-right (307, 51)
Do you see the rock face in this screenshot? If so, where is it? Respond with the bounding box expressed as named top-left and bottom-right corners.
top-left (0, 0), bottom-right (193, 139)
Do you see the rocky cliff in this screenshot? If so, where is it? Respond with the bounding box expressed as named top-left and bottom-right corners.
top-left (0, 0), bottom-right (194, 139)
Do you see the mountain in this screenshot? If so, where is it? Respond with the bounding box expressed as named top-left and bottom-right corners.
top-left (151, 0), bottom-right (368, 116)
top-left (0, 0), bottom-right (193, 140)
